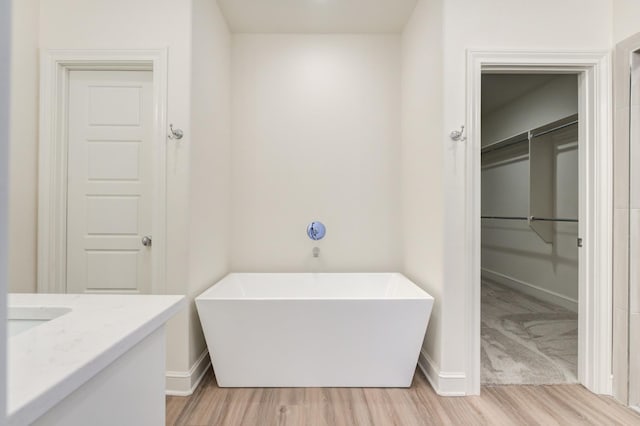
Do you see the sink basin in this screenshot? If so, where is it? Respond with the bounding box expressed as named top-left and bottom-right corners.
top-left (8, 306), bottom-right (71, 337)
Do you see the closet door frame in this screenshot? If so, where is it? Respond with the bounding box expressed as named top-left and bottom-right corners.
top-left (465, 50), bottom-right (612, 396)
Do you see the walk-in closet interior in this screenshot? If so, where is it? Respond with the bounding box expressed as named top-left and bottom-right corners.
top-left (480, 74), bottom-right (580, 385)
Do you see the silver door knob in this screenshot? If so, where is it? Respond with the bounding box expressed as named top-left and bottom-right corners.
top-left (141, 236), bottom-right (152, 247)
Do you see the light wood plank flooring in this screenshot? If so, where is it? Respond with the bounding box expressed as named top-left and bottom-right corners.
top-left (166, 368), bottom-right (640, 425)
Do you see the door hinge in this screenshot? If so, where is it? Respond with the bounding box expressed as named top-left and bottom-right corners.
top-left (577, 237), bottom-right (583, 248)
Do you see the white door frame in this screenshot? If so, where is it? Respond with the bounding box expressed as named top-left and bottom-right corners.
top-left (37, 49), bottom-right (168, 294)
top-left (465, 50), bottom-right (612, 395)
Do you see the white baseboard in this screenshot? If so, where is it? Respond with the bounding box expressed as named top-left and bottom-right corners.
top-left (417, 349), bottom-right (466, 396)
top-left (165, 349), bottom-right (211, 396)
top-left (481, 268), bottom-right (578, 313)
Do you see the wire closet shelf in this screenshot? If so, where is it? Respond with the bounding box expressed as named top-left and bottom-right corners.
top-left (480, 113), bottom-right (579, 224)
top-left (480, 216), bottom-right (578, 223)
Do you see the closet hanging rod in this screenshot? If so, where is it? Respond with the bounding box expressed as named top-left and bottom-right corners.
top-left (481, 216), bottom-right (578, 223)
top-left (481, 216), bottom-right (529, 221)
top-left (530, 216), bottom-right (579, 223)
top-left (530, 119), bottom-right (578, 139)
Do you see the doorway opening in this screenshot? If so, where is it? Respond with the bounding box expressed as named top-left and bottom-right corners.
top-left (480, 73), bottom-right (579, 385)
top-left (465, 51), bottom-right (612, 396)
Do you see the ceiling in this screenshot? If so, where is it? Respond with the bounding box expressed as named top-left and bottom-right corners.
top-left (482, 74), bottom-right (557, 116)
top-left (217, 0), bottom-right (419, 33)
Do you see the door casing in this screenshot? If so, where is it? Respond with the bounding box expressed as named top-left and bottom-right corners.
top-left (37, 49), bottom-right (168, 295)
top-left (465, 50), bottom-right (612, 395)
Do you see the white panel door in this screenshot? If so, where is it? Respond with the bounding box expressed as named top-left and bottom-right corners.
top-left (66, 70), bottom-right (153, 294)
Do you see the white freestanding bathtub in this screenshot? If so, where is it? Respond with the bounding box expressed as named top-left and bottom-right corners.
top-left (195, 273), bottom-right (433, 388)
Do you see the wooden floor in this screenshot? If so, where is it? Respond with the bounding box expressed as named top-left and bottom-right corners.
top-left (167, 368), bottom-right (640, 425)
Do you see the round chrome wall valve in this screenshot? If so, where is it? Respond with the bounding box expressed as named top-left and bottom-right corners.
top-left (306, 222), bottom-right (326, 241)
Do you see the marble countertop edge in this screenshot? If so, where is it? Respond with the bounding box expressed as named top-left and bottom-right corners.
top-left (7, 294), bottom-right (186, 426)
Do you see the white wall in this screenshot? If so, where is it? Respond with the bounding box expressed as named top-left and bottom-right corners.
top-left (399, 0), bottom-right (610, 390)
top-left (187, 0), bottom-right (231, 370)
top-left (38, 0), bottom-right (194, 376)
top-left (437, 0), bottom-right (611, 391)
top-left (613, 0), bottom-right (640, 44)
top-left (481, 75), bottom-right (579, 309)
top-left (401, 0), bottom-right (444, 367)
top-left (481, 76), bottom-right (579, 145)
top-left (8, 0), bottom-right (39, 293)
top-left (611, 31), bottom-right (639, 405)
top-left (628, 49), bottom-right (640, 410)
top-left (230, 34), bottom-right (402, 272)
top-left (6, 0), bottom-right (621, 400)
top-left (9, 0), bottom-right (232, 392)
top-left (0, 0), bottom-right (10, 418)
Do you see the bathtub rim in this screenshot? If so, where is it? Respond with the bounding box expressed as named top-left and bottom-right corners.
top-left (195, 272), bottom-right (434, 301)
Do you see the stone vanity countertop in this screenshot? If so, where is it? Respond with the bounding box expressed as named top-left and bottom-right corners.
top-left (7, 293), bottom-right (186, 426)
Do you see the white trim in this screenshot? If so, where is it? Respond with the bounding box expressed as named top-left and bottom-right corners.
top-left (0, 0), bottom-right (10, 420)
top-left (165, 349), bottom-right (211, 396)
top-left (481, 268), bottom-right (579, 313)
top-left (466, 50), bottom-right (612, 396)
top-left (417, 350), bottom-right (466, 397)
top-left (37, 49), bottom-right (168, 295)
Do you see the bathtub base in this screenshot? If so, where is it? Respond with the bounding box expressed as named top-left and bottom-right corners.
top-left (198, 296), bottom-right (431, 388)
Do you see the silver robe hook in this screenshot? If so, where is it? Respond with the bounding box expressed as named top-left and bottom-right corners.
top-left (450, 125), bottom-right (466, 142)
top-left (168, 124), bottom-right (184, 140)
